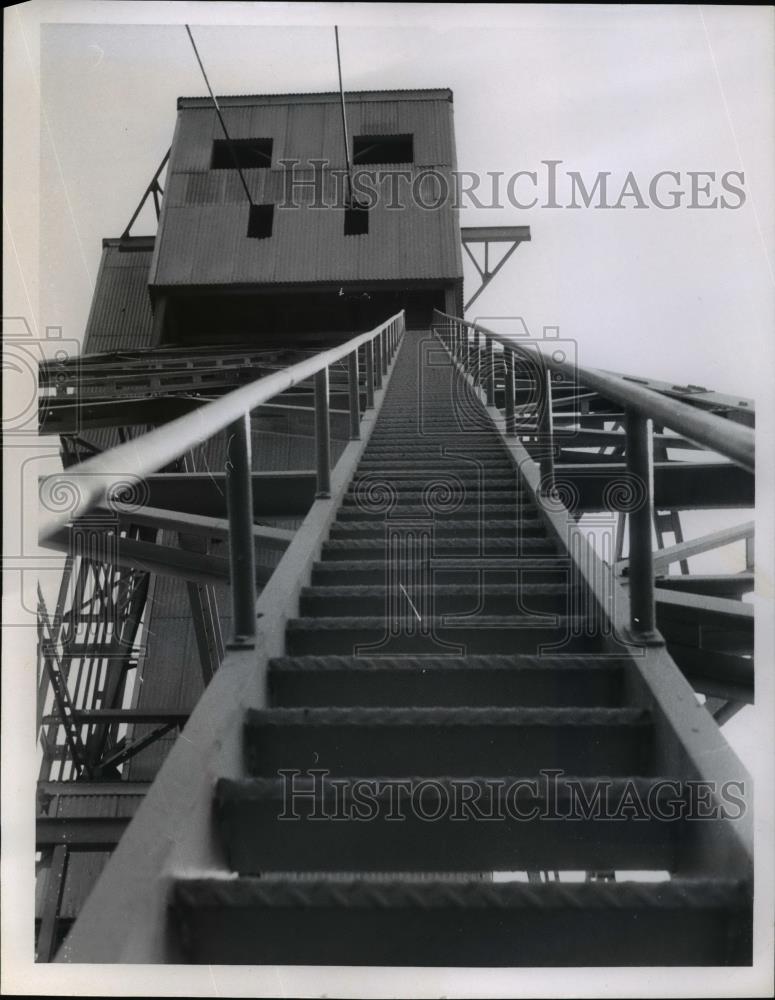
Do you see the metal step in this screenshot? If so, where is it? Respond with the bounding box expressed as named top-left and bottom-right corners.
top-left (320, 537), bottom-right (557, 560)
top-left (170, 877), bottom-right (752, 966)
top-left (268, 653), bottom-right (626, 707)
top-left (284, 613), bottom-right (605, 655)
top-left (328, 520), bottom-right (547, 539)
top-left (335, 504), bottom-right (536, 522)
top-left (356, 459), bottom-right (517, 473)
top-left (243, 706), bottom-right (653, 778)
top-left (363, 445), bottom-right (512, 459)
top-left (298, 583), bottom-right (576, 617)
top-left (214, 774), bottom-right (684, 874)
top-left (351, 469), bottom-right (520, 484)
top-left (310, 559), bottom-right (571, 587)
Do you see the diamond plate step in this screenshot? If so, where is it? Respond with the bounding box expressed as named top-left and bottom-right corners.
top-left (214, 774), bottom-right (685, 874)
top-left (243, 706), bottom-right (653, 778)
top-left (299, 583), bottom-right (576, 616)
top-left (320, 537), bottom-right (557, 560)
top-left (268, 653), bottom-right (625, 707)
top-left (171, 877), bottom-right (752, 966)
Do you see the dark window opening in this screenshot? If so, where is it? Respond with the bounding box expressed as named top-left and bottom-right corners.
top-left (212, 138), bottom-right (273, 169)
top-left (353, 134), bottom-right (413, 165)
top-left (344, 204), bottom-right (369, 236)
top-left (247, 203), bottom-right (274, 239)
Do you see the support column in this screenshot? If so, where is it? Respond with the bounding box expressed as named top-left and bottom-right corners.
top-left (225, 415), bottom-right (256, 645)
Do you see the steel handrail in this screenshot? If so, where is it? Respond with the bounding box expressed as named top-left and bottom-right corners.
top-left (39, 312), bottom-right (404, 543)
top-left (433, 310), bottom-right (754, 473)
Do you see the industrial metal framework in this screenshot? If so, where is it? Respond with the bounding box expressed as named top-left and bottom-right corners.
top-left (33, 77), bottom-right (755, 965)
top-left (36, 302), bottom-right (754, 963)
top-left (461, 226), bottom-right (532, 309)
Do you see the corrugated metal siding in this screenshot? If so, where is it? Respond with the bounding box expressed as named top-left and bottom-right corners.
top-left (82, 241), bottom-right (155, 355)
top-left (151, 92), bottom-right (462, 288)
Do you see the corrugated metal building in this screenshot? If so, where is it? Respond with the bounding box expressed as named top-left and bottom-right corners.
top-left (148, 89), bottom-right (463, 341)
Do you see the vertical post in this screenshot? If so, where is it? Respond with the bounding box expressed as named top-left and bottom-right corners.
top-left (226, 414), bottom-right (256, 643)
top-left (347, 349), bottom-right (360, 440)
top-left (538, 364), bottom-right (555, 491)
top-left (745, 533), bottom-right (754, 571)
top-left (485, 336), bottom-right (495, 406)
top-left (373, 336), bottom-right (383, 390)
top-left (504, 348), bottom-right (516, 436)
top-left (625, 410), bottom-right (659, 641)
top-left (365, 339), bottom-right (375, 409)
top-left (37, 845), bottom-right (69, 961)
top-left (381, 329), bottom-right (388, 375)
top-left (315, 367), bottom-right (332, 498)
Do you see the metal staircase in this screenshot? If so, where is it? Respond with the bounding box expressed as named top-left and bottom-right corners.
top-left (165, 330), bottom-right (751, 966)
top-left (43, 314), bottom-right (753, 965)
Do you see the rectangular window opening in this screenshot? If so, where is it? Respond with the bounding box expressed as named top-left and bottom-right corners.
top-left (344, 204), bottom-right (369, 236)
top-left (212, 138), bottom-right (273, 170)
top-left (247, 203), bottom-right (274, 239)
top-left (353, 134), bottom-right (413, 165)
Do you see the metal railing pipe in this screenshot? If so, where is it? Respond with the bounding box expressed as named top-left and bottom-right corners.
top-left (39, 312), bottom-right (404, 541)
top-left (433, 310), bottom-right (754, 473)
top-left (225, 415), bottom-right (257, 643)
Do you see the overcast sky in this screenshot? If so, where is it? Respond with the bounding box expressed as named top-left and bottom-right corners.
top-left (19, 3), bottom-right (773, 400)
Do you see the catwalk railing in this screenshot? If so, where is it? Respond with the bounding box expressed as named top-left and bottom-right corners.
top-left (432, 309), bottom-right (755, 646)
top-left (40, 312), bottom-right (405, 645)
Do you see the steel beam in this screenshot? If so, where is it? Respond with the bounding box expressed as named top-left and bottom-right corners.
top-left (36, 845), bottom-right (69, 960)
top-left (550, 462), bottom-right (754, 512)
top-left (656, 573), bottom-right (754, 598)
top-left (37, 818), bottom-right (130, 850)
top-left (42, 530), bottom-right (275, 587)
top-left (618, 521), bottom-right (754, 576)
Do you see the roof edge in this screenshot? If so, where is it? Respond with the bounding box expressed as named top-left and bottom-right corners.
top-left (177, 88), bottom-right (453, 109)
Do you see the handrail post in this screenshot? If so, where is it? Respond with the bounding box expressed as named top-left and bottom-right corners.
top-left (365, 338), bottom-right (375, 409)
top-left (226, 414), bottom-right (256, 645)
top-left (538, 363), bottom-right (555, 491)
top-left (625, 410), bottom-right (661, 643)
top-left (373, 337), bottom-right (383, 390)
top-left (314, 367), bottom-right (331, 497)
top-left (347, 349), bottom-right (360, 440)
top-left (504, 348), bottom-right (516, 436)
top-left (485, 336), bottom-right (495, 406)
top-left (381, 330), bottom-right (388, 375)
